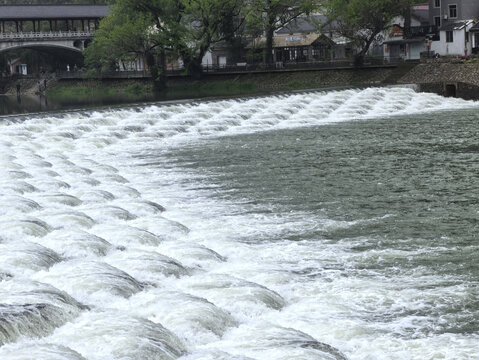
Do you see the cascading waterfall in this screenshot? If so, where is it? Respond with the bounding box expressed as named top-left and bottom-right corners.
top-left (0, 87), bottom-right (478, 360)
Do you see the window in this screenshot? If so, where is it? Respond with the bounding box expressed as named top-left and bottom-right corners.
top-left (446, 30), bottom-right (453, 43)
top-left (434, 16), bottom-right (441, 27)
top-left (434, 0), bottom-right (440, 8)
top-left (449, 4), bottom-right (457, 18)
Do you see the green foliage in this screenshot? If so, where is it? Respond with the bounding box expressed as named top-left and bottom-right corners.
top-left (48, 83), bottom-right (154, 106)
top-left (167, 80), bottom-right (256, 98)
top-left (84, 10), bottom-right (156, 72)
top-left (49, 85), bottom-right (117, 99)
top-left (86, 0), bottom-right (244, 81)
top-left (83, 4), bottom-right (169, 90)
top-left (47, 80), bottom-right (258, 103)
top-left (125, 82), bottom-right (151, 95)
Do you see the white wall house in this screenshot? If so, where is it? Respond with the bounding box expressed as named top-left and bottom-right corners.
top-left (383, 22), bottom-right (424, 61)
top-left (382, 5), bottom-right (431, 61)
top-left (430, 20), bottom-right (474, 56)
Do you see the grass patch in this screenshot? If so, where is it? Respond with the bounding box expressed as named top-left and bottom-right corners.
top-left (48, 83), bottom-right (155, 106)
top-left (166, 80), bottom-right (257, 98)
top-left (48, 86), bottom-right (119, 100)
top-left (125, 82), bottom-right (152, 96)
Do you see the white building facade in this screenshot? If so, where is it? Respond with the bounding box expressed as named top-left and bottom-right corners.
top-left (430, 20), bottom-right (474, 56)
top-left (428, 0), bottom-right (479, 56)
top-left (382, 5), bottom-right (432, 61)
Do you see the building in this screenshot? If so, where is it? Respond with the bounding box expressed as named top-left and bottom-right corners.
top-left (428, 0), bottom-right (479, 56)
top-left (8, 58), bottom-right (27, 75)
top-left (244, 15), bottom-right (350, 64)
top-left (469, 22), bottom-right (479, 53)
top-left (274, 15), bottom-right (349, 61)
top-left (431, 19), bottom-right (474, 56)
top-left (429, 0), bottom-right (479, 29)
top-left (383, 4), bottom-right (435, 61)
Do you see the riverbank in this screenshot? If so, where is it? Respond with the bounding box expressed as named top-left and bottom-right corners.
top-left (3, 60), bottom-right (479, 108)
top-left (42, 65), bottom-right (400, 106)
top-left (0, 65), bottom-right (397, 101)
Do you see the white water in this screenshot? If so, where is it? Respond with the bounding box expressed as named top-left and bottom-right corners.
top-left (0, 87), bottom-right (478, 359)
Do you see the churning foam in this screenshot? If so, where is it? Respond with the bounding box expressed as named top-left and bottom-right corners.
top-left (0, 87), bottom-right (477, 360)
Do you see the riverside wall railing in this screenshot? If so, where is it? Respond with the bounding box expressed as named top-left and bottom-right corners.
top-left (53, 57), bottom-right (401, 80)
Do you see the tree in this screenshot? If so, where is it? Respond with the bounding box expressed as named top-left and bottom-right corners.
top-left (324, 0), bottom-right (417, 66)
top-left (86, 0), bottom-right (244, 86)
top-left (84, 8), bottom-right (168, 91)
top-left (246, 0), bottom-right (318, 64)
top-left (173, 0), bottom-right (245, 76)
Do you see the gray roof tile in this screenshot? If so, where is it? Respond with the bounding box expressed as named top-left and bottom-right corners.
top-left (0, 5), bottom-right (110, 20)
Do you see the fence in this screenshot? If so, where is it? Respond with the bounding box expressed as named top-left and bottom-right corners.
top-left (53, 57), bottom-right (399, 80)
top-left (0, 31), bottom-right (94, 41)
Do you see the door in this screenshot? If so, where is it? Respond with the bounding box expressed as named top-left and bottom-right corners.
top-left (389, 45), bottom-right (400, 60)
top-left (217, 56), bottom-right (227, 67)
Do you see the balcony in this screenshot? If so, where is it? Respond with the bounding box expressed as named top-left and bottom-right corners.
top-left (404, 26), bottom-right (439, 41)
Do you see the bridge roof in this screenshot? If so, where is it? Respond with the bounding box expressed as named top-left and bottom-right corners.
top-left (0, 5), bottom-right (110, 21)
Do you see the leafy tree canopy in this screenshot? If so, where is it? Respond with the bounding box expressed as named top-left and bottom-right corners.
top-left (85, 0), bottom-right (244, 90)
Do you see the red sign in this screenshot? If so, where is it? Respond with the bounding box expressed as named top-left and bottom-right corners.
top-left (390, 25), bottom-right (404, 38)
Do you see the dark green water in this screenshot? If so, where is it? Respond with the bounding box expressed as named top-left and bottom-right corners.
top-left (164, 108), bottom-right (479, 351)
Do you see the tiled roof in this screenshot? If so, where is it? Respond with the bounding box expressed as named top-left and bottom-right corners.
top-left (276, 15), bottom-right (337, 35)
top-left (440, 20), bottom-right (473, 31)
top-left (469, 22), bottom-right (479, 32)
top-left (0, 5), bottom-right (110, 20)
top-left (248, 33), bottom-right (322, 48)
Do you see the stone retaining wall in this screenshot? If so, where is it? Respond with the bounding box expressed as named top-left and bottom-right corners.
top-left (398, 62), bottom-right (479, 99)
top-left (399, 62), bottom-right (479, 86)
top-left (169, 67), bottom-right (395, 92)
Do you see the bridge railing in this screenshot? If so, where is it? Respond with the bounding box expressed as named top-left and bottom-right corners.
top-left (0, 31), bottom-right (94, 41)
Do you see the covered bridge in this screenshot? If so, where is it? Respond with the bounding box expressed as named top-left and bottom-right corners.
top-left (0, 5), bottom-right (110, 74)
top-left (0, 5), bottom-right (109, 33)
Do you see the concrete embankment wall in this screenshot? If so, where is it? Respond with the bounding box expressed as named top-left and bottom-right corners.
top-left (0, 66), bottom-right (398, 96)
top-left (399, 62), bottom-right (479, 100)
top-left (5, 62), bottom-right (479, 100)
top-left (173, 66), bottom-right (397, 92)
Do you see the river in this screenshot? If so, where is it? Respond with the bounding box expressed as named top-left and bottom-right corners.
top-left (0, 86), bottom-right (478, 360)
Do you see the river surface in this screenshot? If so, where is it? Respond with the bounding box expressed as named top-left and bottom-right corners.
top-left (0, 87), bottom-right (478, 360)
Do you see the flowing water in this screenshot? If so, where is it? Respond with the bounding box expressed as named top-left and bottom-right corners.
top-left (0, 86), bottom-right (478, 360)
